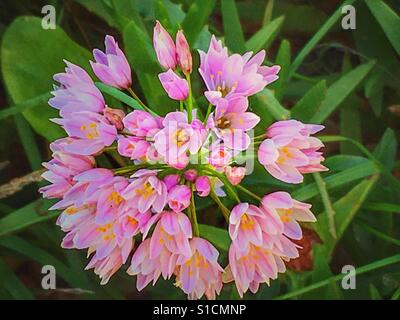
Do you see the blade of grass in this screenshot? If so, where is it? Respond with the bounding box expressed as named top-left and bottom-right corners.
top-left (181, 0), bottom-right (216, 46)
top-left (0, 92), bottom-right (50, 120)
top-left (245, 16), bottom-right (285, 52)
top-left (357, 220), bottom-right (400, 246)
top-left (288, 0), bottom-right (356, 79)
top-left (275, 254), bottom-right (400, 299)
top-left (221, 0), bottom-right (246, 53)
top-left (0, 199), bottom-right (57, 237)
top-left (365, 0), bottom-right (400, 55)
top-left (313, 173), bottom-right (336, 239)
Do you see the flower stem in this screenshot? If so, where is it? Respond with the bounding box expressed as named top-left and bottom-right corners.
top-left (203, 103), bottom-right (213, 125)
top-left (185, 74), bottom-right (193, 122)
top-left (127, 88), bottom-right (153, 114)
top-left (210, 185), bottom-right (230, 223)
top-left (202, 167), bottom-right (241, 204)
top-left (189, 183), bottom-right (200, 236)
top-left (235, 184), bottom-right (262, 201)
top-left (179, 101), bottom-right (184, 112)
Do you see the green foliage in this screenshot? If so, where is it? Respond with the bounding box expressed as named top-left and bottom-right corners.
top-left (0, 0), bottom-right (399, 300)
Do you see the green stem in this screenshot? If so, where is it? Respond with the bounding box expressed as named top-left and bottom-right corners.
top-left (179, 101), bottom-right (184, 112)
top-left (203, 103), bottom-right (213, 125)
top-left (185, 74), bottom-right (193, 122)
top-left (189, 184), bottom-right (200, 237)
top-left (210, 185), bottom-right (230, 223)
top-left (113, 163), bottom-right (168, 175)
top-left (236, 184), bottom-right (261, 201)
top-left (202, 168), bottom-right (240, 203)
top-left (313, 172), bottom-right (337, 239)
top-left (127, 88), bottom-right (153, 114)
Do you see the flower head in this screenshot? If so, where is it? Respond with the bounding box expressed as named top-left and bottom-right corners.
top-left (199, 36), bottom-right (280, 104)
top-left (53, 111), bottom-right (117, 155)
top-left (175, 238), bottom-right (223, 300)
top-left (122, 169), bottom-right (167, 214)
top-left (49, 60), bottom-right (105, 117)
top-left (91, 35), bottom-right (132, 89)
top-left (258, 120), bottom-right (327, 184)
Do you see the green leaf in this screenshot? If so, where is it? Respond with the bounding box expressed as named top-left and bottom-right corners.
top-left (275, 254), bottom-right (400, 300)
top-left (95, 82), bottom-right (157, 115)
top-left (221, 0), bottom-right (246, 53)
top-left (270, 39), bottom-right (291, 101)
top-left (0, 200), bottom-right (57, 237)
top-left (0, 93), bottom-right (50, 120)
top-left (288, 0), bottom-right (356, 79)
top-left (198, 224), bottom-right (230, 251)
top-left (291, 80), bottom-right (326, 122)
top-left (245, 16), bottom-right (285, 53)
top-left (254, 89), bottom-right (290, 121)
top-left (181, 0), bottom-right (216, 46)
top-left (293, 161), bottom-right (379, 201)
top-left (373, 128), bottom-right (398, 170)
top-left (315, 175), bottom-right (379, 258)
top-left (0, 258), bottom-right (34, 300)
top-left (365, 0), bottom-right (400, 55)
top-left (363, 202), bottom-right (400, 213)
top-left (310, 61), bottom-right (375, 124)
top-left (0, 236), bottom-right (90, 288)
top-left (1, 16), bottom-right (92, 141)
top-left (369, 284), bottom-right (382, 300)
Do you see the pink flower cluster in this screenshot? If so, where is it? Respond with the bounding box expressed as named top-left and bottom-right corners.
top-left (40, 21), bottom-right (327, 299)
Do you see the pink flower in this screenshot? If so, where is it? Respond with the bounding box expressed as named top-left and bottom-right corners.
top-left (176, 30), bottom-right (192, 74)
top-left (154, 112), bottom-right (206, 167)
top-left (164, 174), bottom-right (180, 191)
top-left (123, 110), bottom-right (162, 138)
top-left (261, 191), bottom-right (316, 240)
top-left (184, 169), bottom-right (197, 182)
top-left (115, 206), bottom-right (152, 240)
top-left (175, 238), bottom-right (223, 300)
top-left (39, 142), bottom-right (95, 199)
top-left (159, 69), bottom-right (189, 101)
top-left (50, 168), bottom-right (115, 210)
top-left (153, 21), bottom-right (177, 70)
top-left (148, 211), bottom-right (192, 258)
top-left (227, 233), bottom-right (298, 297)
top-left (229, 203), bottom-right (266, 253)
top-left (167, 184), bottom-right (191, 212)
top-left (104, 107), bottom-right (125, 130)
top-left (117, 136), bottom-right (150, 160)
top-left (86, 240), bottom-right (133, 285)
top-left (258, 120), bottom-right (327, 184)
top-left (127, 239), bottom-right (179, 290)
top-left (56, 203), bottom-right (133, 285)
top-left (199, 35), bottom-right (280, 104)
top-left (208, 144), bottom-right (232, 168)
top-left (122, 169), bottom-right (167, 213)
top-left (95, 176), bottom-right (129, 225)
top-left (91, 35), bottom-right (132, 89)
top-left (195, 176), bottom-right (211, 197)
top-left (224, 166), bottom-right (246, 185)
top-left (49, 60), bottom-right (105, 117)
top-left (53, 111), bottom-right (117, 155)
top-left (207, 96), bottom-right (259, 150)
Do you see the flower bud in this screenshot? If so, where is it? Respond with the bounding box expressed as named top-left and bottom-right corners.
top-left (104, 107), bottom-right (125, 130)
top-left (176, 30), bottom-right (192, 74)
top-left (224, 166), bottom-right (246, 185)
top-left (158, 69), bottom-right (189, 101)
top-left (153, 21), bottom-right (177, 70)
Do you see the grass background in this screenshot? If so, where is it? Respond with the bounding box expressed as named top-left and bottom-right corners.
top-left (0, 0), bottom-right (399, 300)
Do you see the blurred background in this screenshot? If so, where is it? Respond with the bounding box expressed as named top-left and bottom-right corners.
top-left (0, 0), bottom-right (399, 300)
